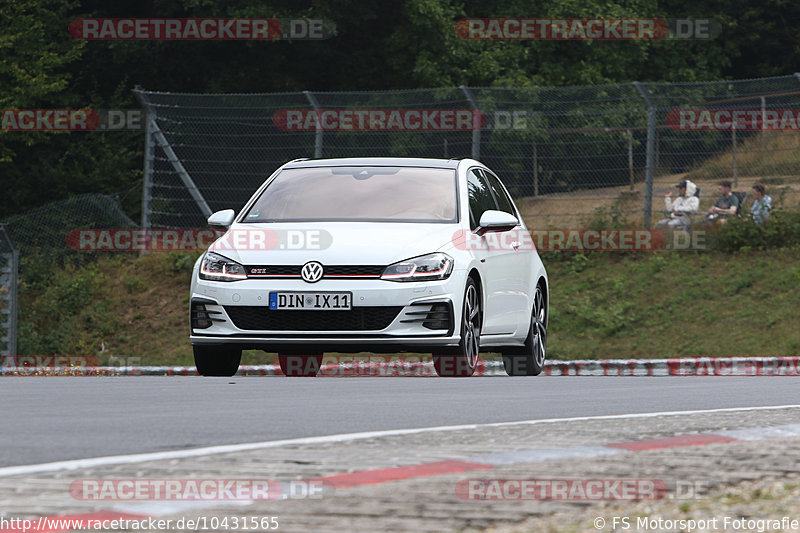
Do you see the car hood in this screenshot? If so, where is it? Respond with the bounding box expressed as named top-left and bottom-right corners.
top-left (208, 222), bottom-right (459, 265)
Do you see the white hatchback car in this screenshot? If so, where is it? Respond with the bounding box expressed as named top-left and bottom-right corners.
top-left (190, 157), bottom-right (548, 377)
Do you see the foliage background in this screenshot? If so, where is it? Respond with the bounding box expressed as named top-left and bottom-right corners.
top-left (2, 0), bottom-right (800, 219)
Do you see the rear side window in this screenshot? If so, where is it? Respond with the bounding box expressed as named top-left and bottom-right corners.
top-left (484, 171), bottom-right (515, 216)
top-left (467, 169), bottom-right (497, 229)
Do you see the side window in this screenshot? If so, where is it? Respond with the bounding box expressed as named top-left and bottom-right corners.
top-left (467, 169), bottom-right (497, 229)
top-left (484, 171), bottom-right (515, 216)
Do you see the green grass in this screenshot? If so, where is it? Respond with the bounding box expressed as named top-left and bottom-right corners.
top-left (16, 248), bottom-right (800, 365)
top-left (543, 248), bottom-right (800, 359)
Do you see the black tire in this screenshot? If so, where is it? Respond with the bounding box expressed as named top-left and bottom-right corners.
top-left (278, 354), bottom-right (323, 377)
top-left (434, 277), bottom-right (481, 377)
top-left (193, 345), bottom-right (242, 377)
top-left (502, 284), bottom-right (547, 376)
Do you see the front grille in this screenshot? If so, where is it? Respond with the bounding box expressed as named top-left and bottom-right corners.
top-left (246, 265), bottom-right (384, 279)
top-left (224, 306), bottom-right (403, 331)
top-left (247, 265), bottom-right (298, 277)
top-left (326, 265), bottom-right (384, 276)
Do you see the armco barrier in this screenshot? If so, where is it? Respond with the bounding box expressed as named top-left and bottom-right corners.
top-left (1, 357), bottom-right (798, 376)
top-left (544, 357), bottom-right (800, 376)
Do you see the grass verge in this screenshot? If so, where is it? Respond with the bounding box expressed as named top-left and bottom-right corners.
top-left (16, 247), bottom-right (800, 365)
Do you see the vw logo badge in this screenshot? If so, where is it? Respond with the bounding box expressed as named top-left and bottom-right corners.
top-left (301, 261), bottom-right (324, 283)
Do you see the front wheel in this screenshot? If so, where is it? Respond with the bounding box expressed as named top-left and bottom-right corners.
top-left (434, 277), bottom-right (481, 377)
top-left (503, 284), bottom-right (547, 376)
top-left (193, 345), bottom-right (242, 377)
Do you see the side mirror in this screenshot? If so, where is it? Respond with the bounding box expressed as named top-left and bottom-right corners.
top-left (207, 209), bottom-right (235, 229)
top-left (476, 210), bottom-right (518, 236)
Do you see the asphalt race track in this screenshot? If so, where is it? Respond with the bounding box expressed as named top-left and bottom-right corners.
top-left (1, 376), bottom-right (797, 468)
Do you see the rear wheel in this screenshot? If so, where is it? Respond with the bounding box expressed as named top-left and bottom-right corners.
top-left (278, 354), bottom-right (323, 377)
top-left (193, 345), bottom-right (242, 377)
top-left (503, 284), bottom-right (547, 376)
top-left (434, 277), bottom-right (481, 377)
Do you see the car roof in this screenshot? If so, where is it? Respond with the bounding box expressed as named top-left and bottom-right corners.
top-left (282, 157), bottom-right (463, 169)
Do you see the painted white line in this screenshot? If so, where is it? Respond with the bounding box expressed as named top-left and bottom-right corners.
top-left (717, 423), bottom-right (800, 441)
top-left (1, 404), bottom-right (798, 478)
top-left (112, 500), bottom-right (251, 516)
top-left (470, 445), bottom-right (625, 466)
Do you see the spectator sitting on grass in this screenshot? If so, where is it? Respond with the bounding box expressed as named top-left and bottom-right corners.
top-left (749, 183), bottom-right (772, 225)
top-left (707, 180), bottom-right (739, 224)
top-left (656, 179), bottom-right (699, 229)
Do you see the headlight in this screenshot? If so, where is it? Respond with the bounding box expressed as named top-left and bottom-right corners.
top-left (381, 253), bottom-right (453, 282)
top-left (199, 252), bottom-right (247, 282)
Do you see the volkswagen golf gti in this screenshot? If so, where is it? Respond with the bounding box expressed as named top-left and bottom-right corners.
top-left (189, 157), bottom-right (548, 377)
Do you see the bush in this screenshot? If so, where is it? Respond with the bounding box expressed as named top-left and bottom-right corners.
top-left (715, 210), bottom-right (800, 252)
top-left (582, 205), bottom-right (630, 230)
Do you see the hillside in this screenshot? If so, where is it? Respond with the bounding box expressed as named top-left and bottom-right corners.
top-left (17, 247), bottom-right (800, 365)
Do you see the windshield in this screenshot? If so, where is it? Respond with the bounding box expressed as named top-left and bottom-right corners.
top-left (242, 166), bottom-right (458, 223)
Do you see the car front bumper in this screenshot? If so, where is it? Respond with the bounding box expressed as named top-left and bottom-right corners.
top-left (189, 271), bottom-right (466, 348)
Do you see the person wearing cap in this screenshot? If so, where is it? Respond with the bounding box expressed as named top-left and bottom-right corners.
top-left (707, 180), bottom-right (739, 224)
top-left (656, 179), bottom-right (699, 230)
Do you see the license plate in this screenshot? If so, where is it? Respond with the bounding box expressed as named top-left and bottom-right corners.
top-left (269, 292), bottom-right (352, 310)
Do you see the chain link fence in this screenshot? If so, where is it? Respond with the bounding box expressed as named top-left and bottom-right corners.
top-left (0, 225), bottom-right (17, 357)
top-left (134, 75), bottom-right (800, 230)
top-left (0, 194), bottom-right (137, 356)
top-left (1, 194), bottom-right (138, 261)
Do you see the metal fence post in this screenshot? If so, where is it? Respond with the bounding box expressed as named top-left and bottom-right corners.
top-left (134, 87), bottom-right (154, 230)
top-left (460, 85), bottom-right (481, 160)
top-left (627, 129), bottom-right (635, 190)
top-left (134, 87), bottom-right (214, 224)
top-left (633, 82), bottom-right (657, 228)
top-left (0, 225), bottom-right (17, 358)
top-left (303, 90), bottom-right (323, 158)
top-left (8, 243), bottom-right (17, 358)
top-left (149, 118), bottom-right (213, 219)
top-left (760, 95), bottom-right (767, 150)
top-left (732, 127), bottom-right (738, 187)
top-left (532, 141), bottom-right (539, 196)
top-left (141, 110), bottom-right (154, 230)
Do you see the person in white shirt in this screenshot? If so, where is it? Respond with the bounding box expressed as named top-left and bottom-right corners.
top-left (656, 179), bottom-right (699, 230)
